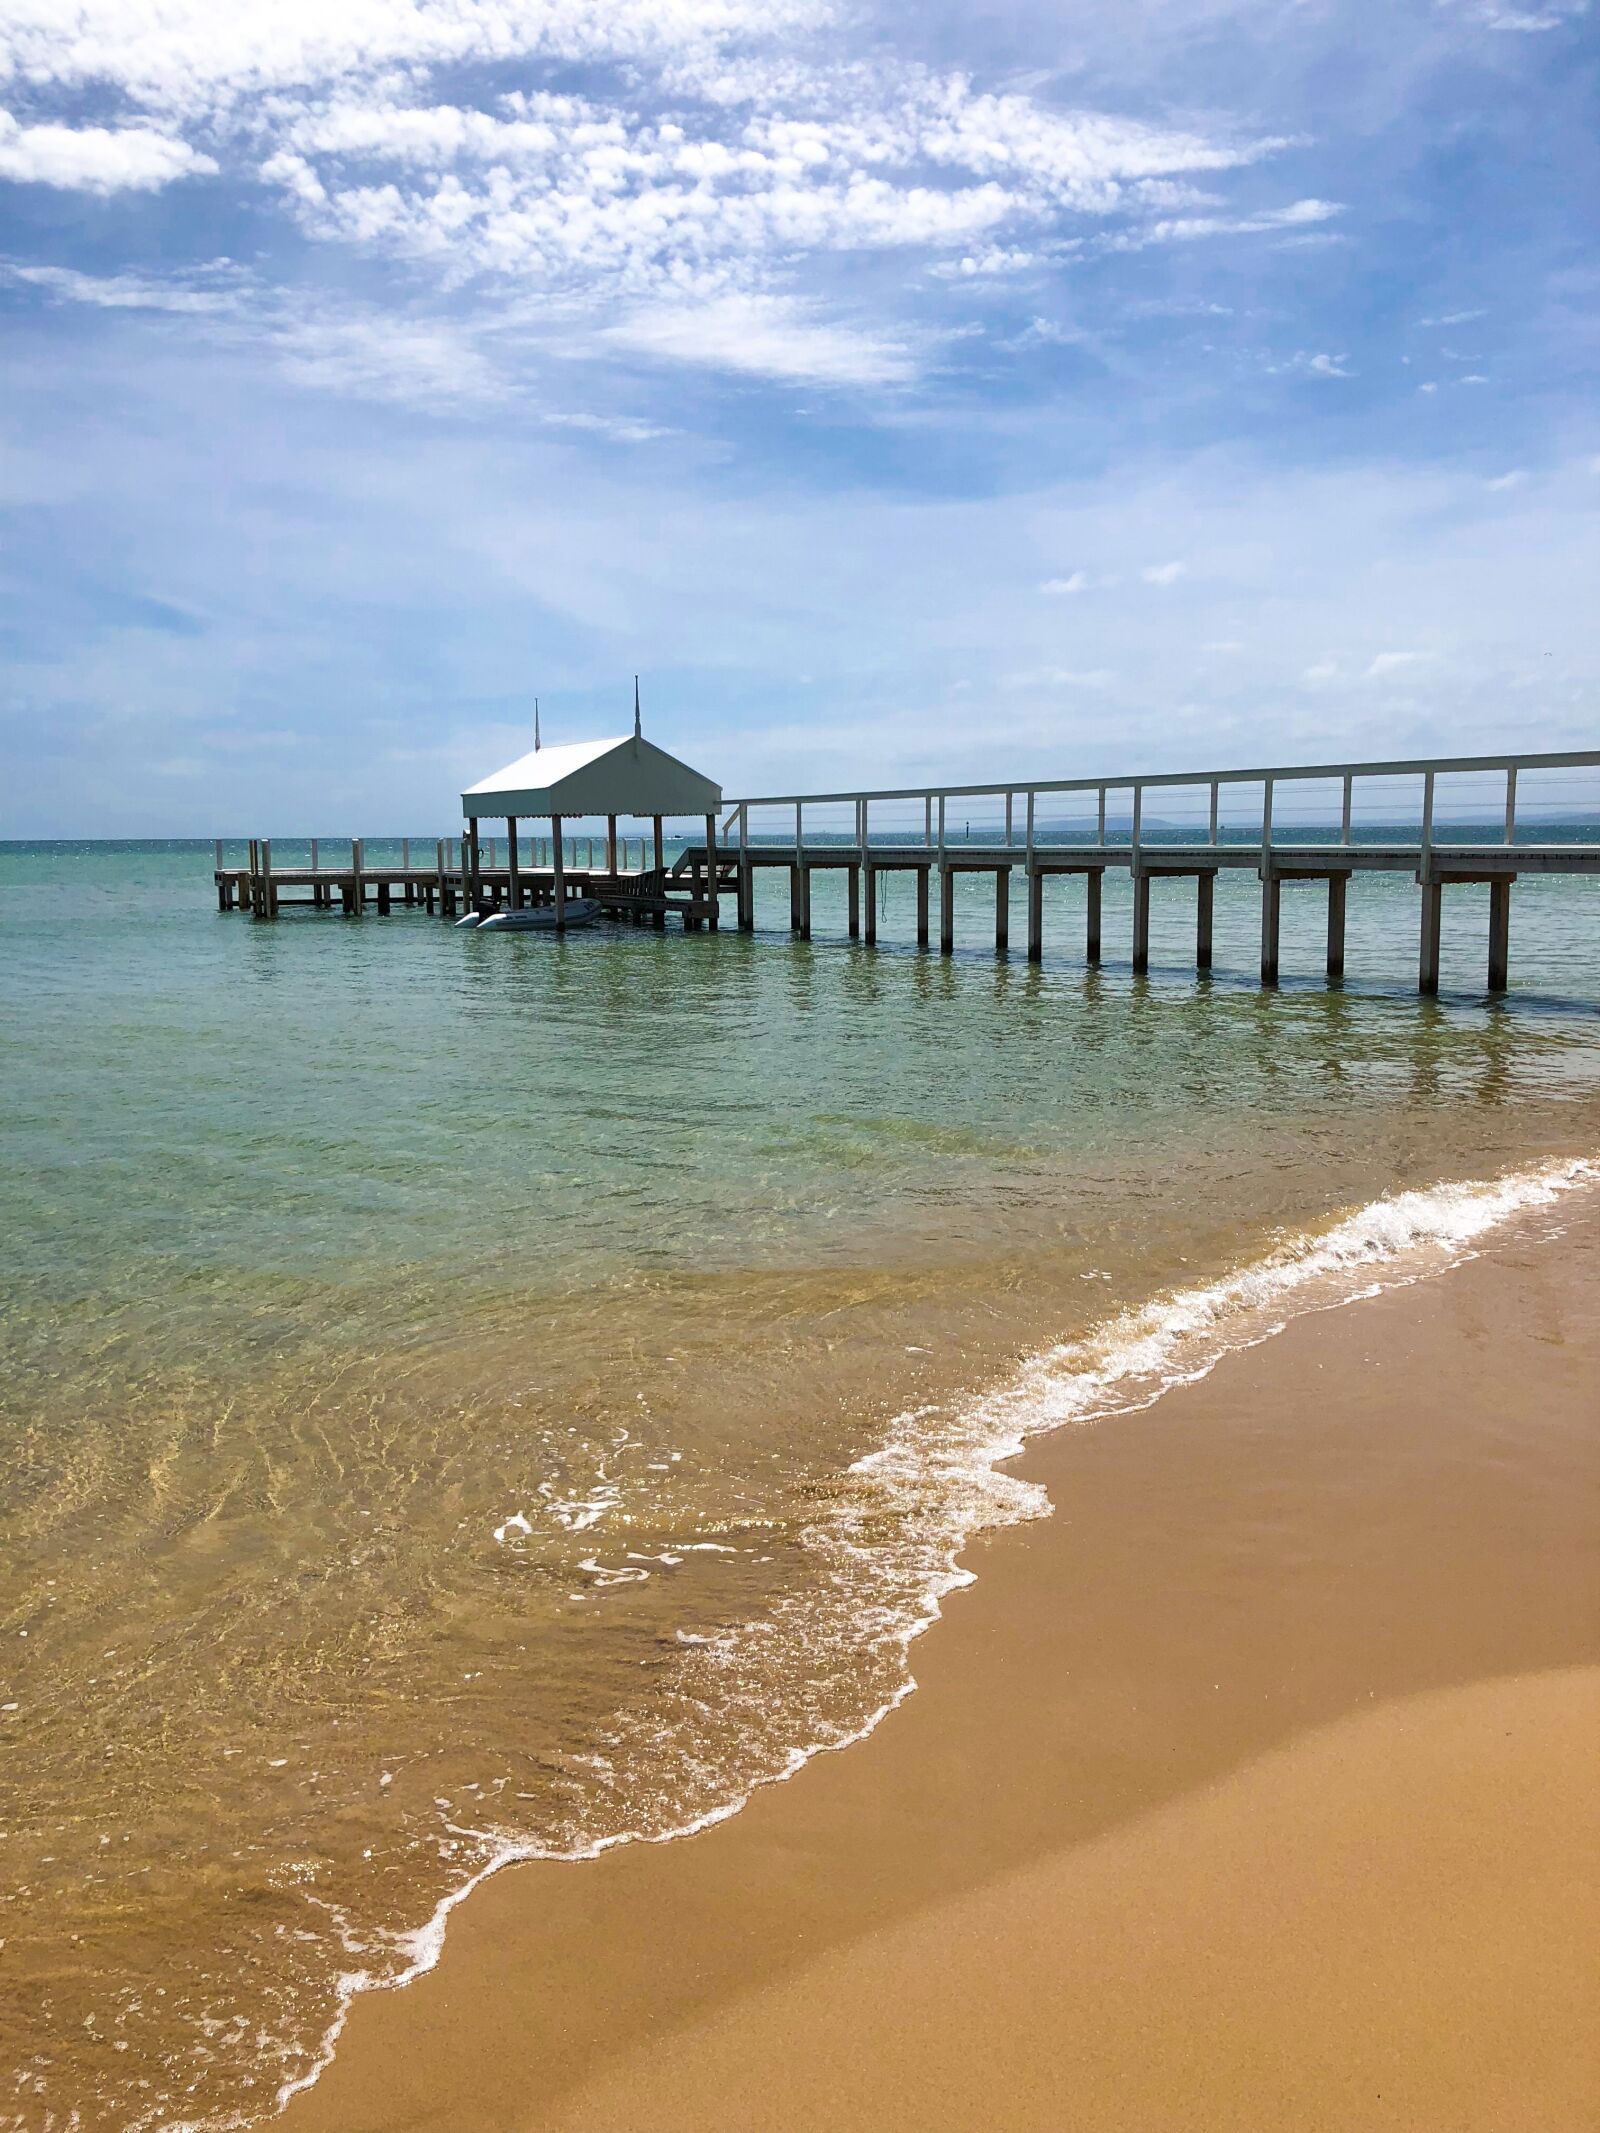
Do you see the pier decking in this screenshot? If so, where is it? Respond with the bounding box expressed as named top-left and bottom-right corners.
top-left (218, 747), bottom-right (1600, 995)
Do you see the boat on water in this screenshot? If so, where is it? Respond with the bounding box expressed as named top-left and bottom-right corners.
top-left (463, 898), bottom-right (602, 932)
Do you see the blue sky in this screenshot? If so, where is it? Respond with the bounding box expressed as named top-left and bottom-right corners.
top-left (1, 0), bottom-right (1596, 834)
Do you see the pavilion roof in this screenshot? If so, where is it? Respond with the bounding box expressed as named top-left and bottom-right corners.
top-left (461, 733), bottom-right (722, 820)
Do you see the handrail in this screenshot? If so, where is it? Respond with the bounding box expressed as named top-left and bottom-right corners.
top-left (726, 746), bottom-right (1600, 811)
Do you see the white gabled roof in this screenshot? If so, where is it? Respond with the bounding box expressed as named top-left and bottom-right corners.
top-left (461, 733), bottom-right (722, 820)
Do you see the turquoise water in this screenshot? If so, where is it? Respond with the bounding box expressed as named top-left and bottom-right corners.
top-left (2, 839), bottom-right (1598, 2131)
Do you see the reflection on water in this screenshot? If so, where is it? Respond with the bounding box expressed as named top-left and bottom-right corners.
top-left (1, 841), bottom-right (1597, 2131)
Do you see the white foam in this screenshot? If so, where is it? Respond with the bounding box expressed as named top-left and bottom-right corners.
top-left (276, 1151), bottom-right (1598, 2123)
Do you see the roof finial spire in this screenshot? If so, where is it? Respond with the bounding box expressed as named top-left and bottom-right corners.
top-left (534, 696), bottom-right (541, 751)
top-left (633, 674), bottom-right (642, 742)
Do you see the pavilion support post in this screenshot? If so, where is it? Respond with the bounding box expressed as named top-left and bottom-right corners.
top-left (1419, 877), bottom-right (1442, 995)
top-left (1196, 872), bottom-right (1215, 971)
top-left (506, 816), bottom-right (521, 911)
top-left (1086, 871), bottom-right (1102, 965)
top-left (651, 816), bottom-right (666, 928)
top-left (1260, 873), bottom-right (1281, 986)
top-left (939, 867), bottom-right (954, 955)
top-left (847, 866), bottom-right (860, 940)
top-left (466, 821), bottom-right (481, 914)
top-left (1327, 874), bottom-right (1347, 981)
top-left (1026, 868), bottom-right (1043, 962)
top-left (916, 868), bottom-right (930, 948)
top-left (995, 868), bottom-right (1009, 957)
top-left (606, 814), bottom-right (618, 875)
top-left (1488, 877), bottom-right (1512, 992)
top-left (1132, 873), bottom-right (1150, 973)
top-left (551, 814), bottom-right (567, 928)
top-left (704, 813), bottom-right (719, 931)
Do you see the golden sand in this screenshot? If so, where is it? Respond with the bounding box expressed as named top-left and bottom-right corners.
top-left (286, 1198), bottom-right (1600, 2132)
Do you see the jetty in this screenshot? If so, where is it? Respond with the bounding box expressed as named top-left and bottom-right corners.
top-left (216, 744), bottom-right (1600, 995)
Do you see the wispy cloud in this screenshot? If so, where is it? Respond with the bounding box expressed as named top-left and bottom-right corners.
top-left (601, 294), bottom-right (916, 386)
top-left (1108, 197), bottom-right (1341, 251)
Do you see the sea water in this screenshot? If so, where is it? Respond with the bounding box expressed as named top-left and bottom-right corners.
top-left (1, 839), bottom-right (1598, 2130)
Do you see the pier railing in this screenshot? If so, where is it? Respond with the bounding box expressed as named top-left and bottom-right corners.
top-left (722, 748), bottom-right (1600, 856)
top-left (713, 748), bottom-right (1600, 992)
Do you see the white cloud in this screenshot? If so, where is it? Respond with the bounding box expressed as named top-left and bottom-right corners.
top-left (3, 261), bottom-right (244, 311)
top-left (0, 1), bottom-right (799, 116)
top-left (1486, 469), bottom-right (1527, 490)
top-left (1003, 665), bottom-right (1115, 690)
top-left (0, 4), bottom-right (1323, 375)
top-left (928, 245), bottom-right (1040, 280)
top-left (1272, 349), bottom-right (1353, 378)
top-left (1141, 560), bottom-right (1186, 586)
top-left (275, 315), bottom-right (504, 403)
top-left (1458, 2), bottom-right (1589, 27)
top-left (1115, 197), bottom-right (1341, 249)
top-left (253, 77), bottom-right (1281, 305)
top-left (602, 293), bottom-right (914, 386)
top-left (1364, 650), bottom-right (1426, 678)
top-left (0, 111), bottom-right (213, 191)
top-left (1041, 571), bottom-right (1090, 595)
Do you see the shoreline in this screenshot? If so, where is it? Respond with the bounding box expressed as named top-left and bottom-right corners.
top-left (283, 1167), bottom-right (1600, 2131)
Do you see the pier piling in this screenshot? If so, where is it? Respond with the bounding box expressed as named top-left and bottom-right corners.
top-left (1419, 878), bottom-right (1443, 996)
top-left (1260, 874), bottom-right (1281, 986)
top-left (1489, 879), bottom-right (1512, 992)
top-left (1132, 874), bottom-right (1151, 974)
top-left (1327, 874), bottom-right (1347, 980)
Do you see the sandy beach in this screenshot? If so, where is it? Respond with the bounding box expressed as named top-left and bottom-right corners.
top-left (284, 1189), bottom-right (1600, 2133)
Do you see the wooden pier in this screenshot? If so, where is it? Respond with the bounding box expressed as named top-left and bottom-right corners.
top-left (217, 747), bottom-right (1600, 995)
top-left (215, 832), bottom-right (724, 930)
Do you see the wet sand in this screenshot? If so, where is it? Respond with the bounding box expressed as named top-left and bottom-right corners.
top-left (286, 1194), bottom-right (1600, 2132)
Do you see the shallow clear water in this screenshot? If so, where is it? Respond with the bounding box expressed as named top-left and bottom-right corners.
top-left (2, 840), bottom-right (1598, 2131)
